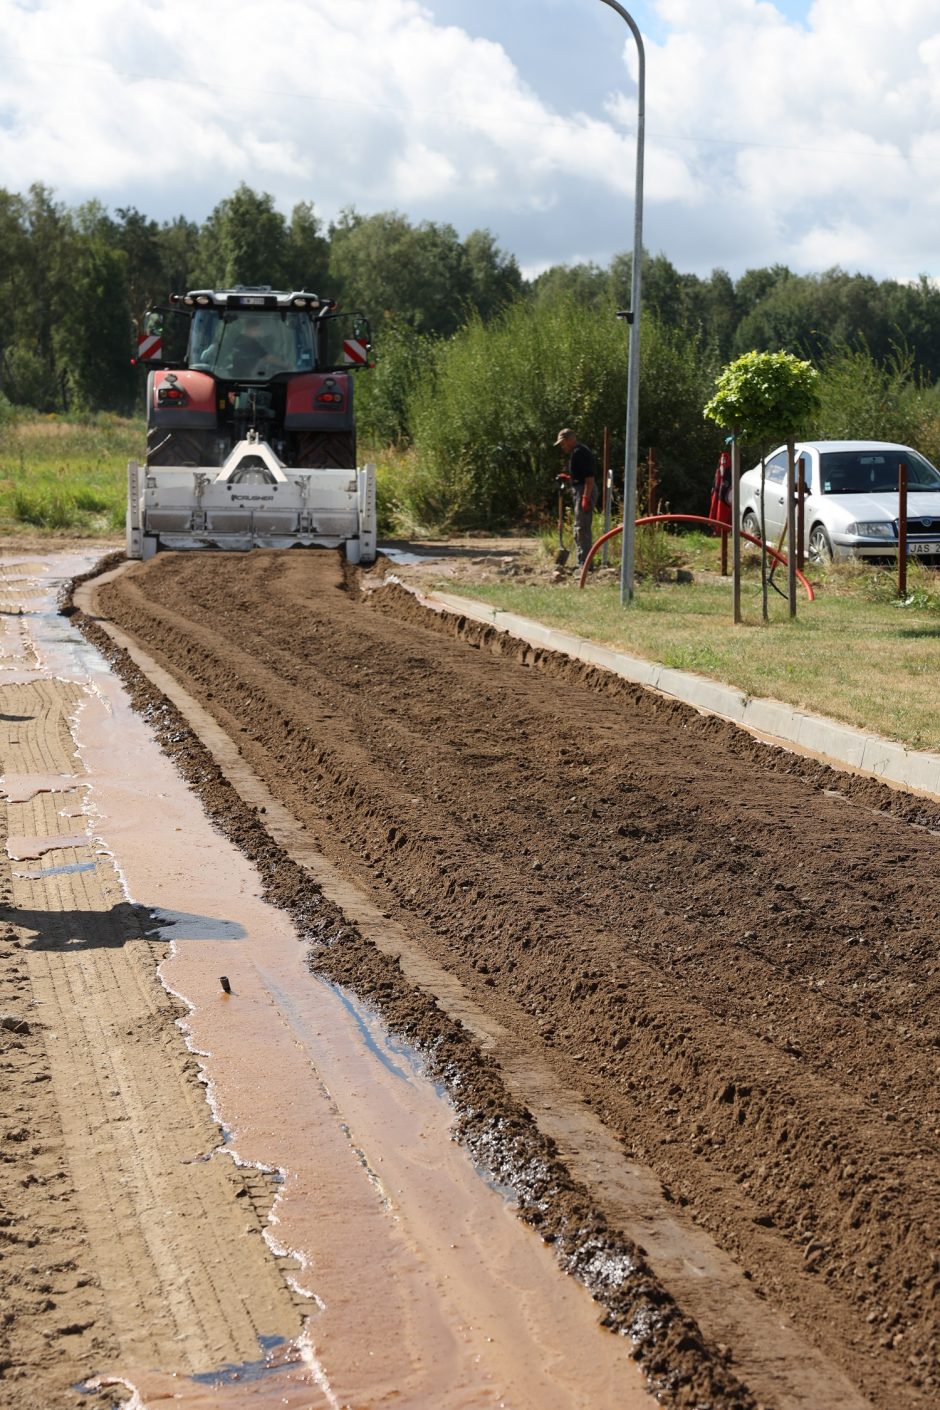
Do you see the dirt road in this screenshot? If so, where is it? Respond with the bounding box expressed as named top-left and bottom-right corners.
top-left (1, 553), bottom-right (654, 1410)
top-left (82, 548), bottom-right (938, 1410)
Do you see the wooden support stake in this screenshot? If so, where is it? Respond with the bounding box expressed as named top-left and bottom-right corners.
top-left (898, 462), bottom-right (908, 598)
top-left (796, 457), bottom-right (807, 572)
top-left (732, 437), bottom-right (742, 624)
top-left (786, 438), bottom-right (797, 619)
top-left (601, 426), bottom-right (611, 566)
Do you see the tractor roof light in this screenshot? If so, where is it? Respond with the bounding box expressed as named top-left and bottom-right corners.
top-left (195, 294), bottom-right (211, 306)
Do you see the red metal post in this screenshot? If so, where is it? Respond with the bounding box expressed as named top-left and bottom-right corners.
top-left (898, 462), bottom-right (908, 598)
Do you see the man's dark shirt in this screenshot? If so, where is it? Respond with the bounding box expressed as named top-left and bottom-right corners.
top-left (567, 442), bottom-right (596, 487)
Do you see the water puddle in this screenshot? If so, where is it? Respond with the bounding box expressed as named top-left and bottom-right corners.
top-left (146, 906), bottom-right (248, 943)
top-left (0, 772), bottom-right (83, 802)
top-left (380, 547), bottom-right (438, 566)
top-left (6, 831), bottom-right (91, 861)
top-left (4, 551), bottom-right (649, 1410)
top-left (14, 859), bottom-right (97, 880)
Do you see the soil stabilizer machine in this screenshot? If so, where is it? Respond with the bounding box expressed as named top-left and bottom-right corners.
top-left (128, 287), bottom-right (376, 562)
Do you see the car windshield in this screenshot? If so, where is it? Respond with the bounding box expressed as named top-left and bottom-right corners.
top-left (188, 308), bottom-right (317, 380)
top-left (818, 449), bottom-right (940, 494)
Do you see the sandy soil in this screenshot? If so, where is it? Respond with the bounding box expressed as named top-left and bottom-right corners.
top-left (0, 561), bottom-right (314, 1410)
top-left (79, 547), bottom-right (940, 1410)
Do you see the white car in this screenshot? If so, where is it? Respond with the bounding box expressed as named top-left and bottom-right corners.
top-left (739, 440), bottom-right (940, 563)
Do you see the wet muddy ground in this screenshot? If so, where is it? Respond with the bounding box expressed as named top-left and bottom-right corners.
top-left (79, 547), bottom-right (940, 1410)
top-left (3, 552), bottom-right (654, 1410)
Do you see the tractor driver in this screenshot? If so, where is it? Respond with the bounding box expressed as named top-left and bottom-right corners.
top-left (230, 315), bottom-right (280, 377)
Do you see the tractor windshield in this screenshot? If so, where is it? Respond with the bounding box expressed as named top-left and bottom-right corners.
top-left (189, 308), bottom-right (317, 380)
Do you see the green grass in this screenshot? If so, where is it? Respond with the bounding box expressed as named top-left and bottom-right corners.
top-left (442, 532), bottom-right (940, 754)
top-left (0, 412), bottom-right (143, 537)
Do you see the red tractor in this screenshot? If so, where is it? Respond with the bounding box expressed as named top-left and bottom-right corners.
top-left (128, 286), bottom-right (376, 562)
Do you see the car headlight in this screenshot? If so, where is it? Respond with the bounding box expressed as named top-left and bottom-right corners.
top-left (846, 521), bottom-right (895, 539)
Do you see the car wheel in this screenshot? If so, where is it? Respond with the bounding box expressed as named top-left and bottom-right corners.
top-left (741, 509), bottom-right (761, 543)
top-left (807, 524), bottom-right (833, 563)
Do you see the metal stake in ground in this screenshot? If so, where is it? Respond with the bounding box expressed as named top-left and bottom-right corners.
top-left (555, 484), bottom-right (570, 567)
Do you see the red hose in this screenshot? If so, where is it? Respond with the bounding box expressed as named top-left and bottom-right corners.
top-left (577, 514), bottom-right (815, 601)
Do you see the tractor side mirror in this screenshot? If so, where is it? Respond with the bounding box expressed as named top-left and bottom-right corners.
top-left (317, 311), bottom-right (374, 372)
top-left (131, 306), bottom-right (191, 369)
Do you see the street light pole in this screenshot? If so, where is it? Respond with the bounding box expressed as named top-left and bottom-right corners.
top-left (598, 0), bottom-right (645, 605)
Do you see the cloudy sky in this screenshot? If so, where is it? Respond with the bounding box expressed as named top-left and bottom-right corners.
top-left (1, 0), bottom-right (938, 282)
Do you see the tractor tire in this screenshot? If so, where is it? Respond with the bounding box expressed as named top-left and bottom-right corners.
top-left (147, 426), bottom-right (220, 468)
top-left (296, 431), bottom-right (357, 470)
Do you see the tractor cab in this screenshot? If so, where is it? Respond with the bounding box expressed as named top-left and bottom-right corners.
top-left (135, 287), bottom-right (372, 383)
top-left (188, 305), bottom-right (318, 381)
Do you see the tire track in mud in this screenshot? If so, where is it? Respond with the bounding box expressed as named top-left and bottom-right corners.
top-left (0, 673), bottom-right (305, 1410)
top-left (81, 549), bottom-right (939, 1410)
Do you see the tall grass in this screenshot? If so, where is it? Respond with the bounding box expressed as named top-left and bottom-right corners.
top-left (0, 411), bottom-right (142, 536)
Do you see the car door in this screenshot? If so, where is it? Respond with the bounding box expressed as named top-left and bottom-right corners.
top-left (760, 450), bottom-right (790, 541)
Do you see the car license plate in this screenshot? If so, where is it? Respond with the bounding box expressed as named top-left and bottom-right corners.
top-left (908, 541), bottom-right (940, 555)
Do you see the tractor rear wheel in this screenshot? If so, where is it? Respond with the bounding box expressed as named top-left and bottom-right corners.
top-left (146, 427), bottom-right (219, 468)
top-left (296, 431), bottom-right (357, 470)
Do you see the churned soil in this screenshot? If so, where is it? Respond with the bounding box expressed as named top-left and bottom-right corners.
top-left (91, 549), bottom-right (939, 1410)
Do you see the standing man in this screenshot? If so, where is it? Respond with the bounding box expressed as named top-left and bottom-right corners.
top-left (554, 428), bottom-right (598, 568)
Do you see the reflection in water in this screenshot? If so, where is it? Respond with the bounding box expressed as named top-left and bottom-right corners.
top-left (330, 985), bottom-right (417, 1086)
top-left (14, 860), bottom-right (96, 880)
top-left (146, 907), bottom-right (248, 942)
top-left (189, 1334), bottom-right (294, 1386)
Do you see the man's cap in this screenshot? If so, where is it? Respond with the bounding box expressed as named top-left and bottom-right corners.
top-left (554, 428), bottom-right (575, 446)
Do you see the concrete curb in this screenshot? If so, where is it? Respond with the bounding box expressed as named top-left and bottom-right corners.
top-left (396, 580), bottom-right (940, 805)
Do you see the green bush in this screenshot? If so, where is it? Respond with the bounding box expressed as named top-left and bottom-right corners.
top-left (402, 294), bottom-right (722, 532)
top-left (355, 319), bottom-right (431, 447)
top-left (71, 484), bottom-right (114, 514)
top-left (2, 345), bottom-right (61, 413)
top-left (812, 343), bottom-right (940, 463)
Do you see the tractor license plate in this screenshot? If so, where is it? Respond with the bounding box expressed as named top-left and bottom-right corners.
top-left (909, 541), bottom-right (940, 555)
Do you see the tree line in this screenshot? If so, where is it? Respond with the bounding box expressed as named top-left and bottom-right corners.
top-left (4, 181), bottom-right (940, 418)
top-left (3, 181), bottom-right (940, 526)
top-left (0, 182), bottom-right (524, 414)
top-left (360, 296), bottom-right (940, 532)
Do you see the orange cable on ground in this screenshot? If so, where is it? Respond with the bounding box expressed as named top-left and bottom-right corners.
top-left (578, 514), bottom-right (815, 601)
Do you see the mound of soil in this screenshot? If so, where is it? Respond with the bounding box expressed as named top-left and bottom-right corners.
top-left (93, 549), bottom-right (939, 1410)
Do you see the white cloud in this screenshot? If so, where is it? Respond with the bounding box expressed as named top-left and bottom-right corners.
top-left (0, 0), bottom-right (638, 214)
top-left (636, 0), bottom-right (940, 275)
top-left (0, 0), bottom-right (937, 280)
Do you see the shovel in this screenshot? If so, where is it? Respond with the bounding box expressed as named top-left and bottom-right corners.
top-left (554, 491), bottom-right (569, 567)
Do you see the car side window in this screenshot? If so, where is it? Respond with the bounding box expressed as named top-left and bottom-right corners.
top-left (765, 452), bottom-right (788, 484)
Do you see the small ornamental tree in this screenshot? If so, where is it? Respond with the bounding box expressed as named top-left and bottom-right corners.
top-left (704, 351), bottom-right (820, 619)
top-left (703, 349), bottom-right (820, 445)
